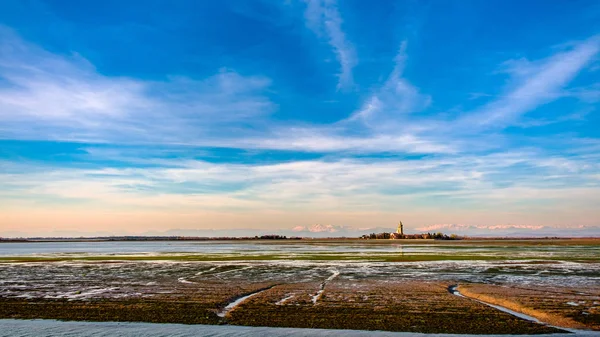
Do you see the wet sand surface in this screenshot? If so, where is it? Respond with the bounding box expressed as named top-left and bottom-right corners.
top-left (0, 279), bottom-right (562, 334)
top-left (458, 283), bottom-right (600, 330)
top-left (0, 240), bottom-right (598, 334)
top-left (225, 280), bottom-right (563, 334)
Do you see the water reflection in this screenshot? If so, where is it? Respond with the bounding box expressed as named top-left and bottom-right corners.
top-left (0, 319), bottom-right (594, 337)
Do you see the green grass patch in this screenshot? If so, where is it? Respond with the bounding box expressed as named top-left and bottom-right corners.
top-left (1, 253), bottom-right (598, 263)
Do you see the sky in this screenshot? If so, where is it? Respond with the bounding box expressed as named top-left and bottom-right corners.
top-left (0, 0), bottom-right (599, 237)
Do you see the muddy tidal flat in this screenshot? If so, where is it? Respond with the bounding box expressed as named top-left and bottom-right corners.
top-left (0, 239), bottom-right (598, 335)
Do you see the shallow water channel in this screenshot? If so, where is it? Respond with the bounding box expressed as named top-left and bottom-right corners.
top-left (1, 319), bottom-right (597, 337)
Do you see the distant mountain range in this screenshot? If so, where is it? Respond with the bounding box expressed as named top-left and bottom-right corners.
top-left (144, 225), bottom-right (397, 238)
top-left (413, 224), bottom-right (600, 237)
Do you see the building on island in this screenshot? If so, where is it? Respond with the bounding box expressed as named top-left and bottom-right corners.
top-left (390, 221), bottom-right (404, 239)
top-left (361, 220), bottom-right (459, 240)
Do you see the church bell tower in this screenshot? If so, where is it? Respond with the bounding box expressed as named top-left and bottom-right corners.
top-left (396, 221), bottom-right (404, 235)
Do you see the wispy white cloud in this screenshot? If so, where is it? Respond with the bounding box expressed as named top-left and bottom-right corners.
top-left (0, 27), bottom-right (274, 143)
top-left (292, 224), bottom-right (347, 232)
top-left (350, 41), bottom-right (431, 127)
top-left (1, 23), bottom-right (600, 236)
top-left (461, 36), bottom-right (600, 128)
top-left (244, 40), bottom-right (442, 156)
top-left (237, 128), bottom-right (455, 154)
top-left (304, 0), bottom-right (356, 89)
top-left (2, 145), bottom-right (598, 213)
top-left (1, 27), bottom-right (598, 160)
top-left (416, 224), bottom-right (545, 232)
top-left (2, 149), bottom-right (599, 234)
top-left (0, 26), bottom-right (448, 155)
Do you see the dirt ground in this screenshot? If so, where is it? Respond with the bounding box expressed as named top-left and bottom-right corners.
top-left (225, 280), bottom-right (562, 334)
top-left (0, 279), bottom-right (565, 334)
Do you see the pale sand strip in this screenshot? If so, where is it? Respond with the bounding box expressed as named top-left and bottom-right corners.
top-left (458, 285), bottom-right (588, 330)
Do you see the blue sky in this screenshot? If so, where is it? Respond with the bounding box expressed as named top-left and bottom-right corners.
top-left (0, 0), bottom-right (599, 237)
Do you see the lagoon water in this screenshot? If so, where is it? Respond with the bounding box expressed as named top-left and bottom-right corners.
top-left (0, 240), bottom-right (598, 259)
top-left (1, 241), bottom-right (599, 291)
top-left (0, 319), bottom-right (596, 337)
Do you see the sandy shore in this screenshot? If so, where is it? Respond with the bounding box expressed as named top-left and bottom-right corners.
top-left (458, 284), bottom-right (600, 331)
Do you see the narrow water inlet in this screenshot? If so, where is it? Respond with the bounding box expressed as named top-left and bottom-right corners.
top-left (217, 285), bottom-right (276, 318)
top-left (448, 285), bottom-right (543, 323)
top-left (311, 270), bottom-right (340, 304)
top-left (447, 284), bottom-right (583, 334)
top-left (276, 294), bottom-right (296, 305)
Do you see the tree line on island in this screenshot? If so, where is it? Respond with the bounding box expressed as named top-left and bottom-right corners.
top-left (361, 232), bottom-right (462, 240)
top-left (1, 233), bottom-right (461, 242)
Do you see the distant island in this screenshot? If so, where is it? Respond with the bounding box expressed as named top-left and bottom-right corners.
top-left (360, 221), bottom-right (461, 240)
top-left (0, 220), bottom-right (589, 243)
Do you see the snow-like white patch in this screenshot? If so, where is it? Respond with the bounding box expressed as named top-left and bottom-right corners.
top-left (60, 287), bottom-right (118, 299)
top-left (14, 294), bottom-right (35, 299)
top-left (275, 294), bottom-right (295, 305)
top-left (217, 287), bottom-right (272, 318)
top-left (196, 267), bottom-right (217, 275)
top-left (113, 292), bottom-right (143, 298)
top-left (212, 265), bottom-right (253, 277)
top-left (177, 277), bottom-right (195, 284)
top-left (310, 290), bottom-right (324, 304)
top-left (325, 270), bottom-right (341, 282)
top-left (566, 301), bottom-right (579, 306)
top-left (311, 270), bottom-right (340, 304)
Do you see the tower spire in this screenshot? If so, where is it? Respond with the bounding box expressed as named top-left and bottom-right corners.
top-left (397, 221), bottom-right (404, 235)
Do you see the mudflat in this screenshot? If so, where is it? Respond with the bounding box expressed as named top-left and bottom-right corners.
top-left (0, 239), bottom-right (598, 334)
top-left (0, 280), bottom-right (563, 334)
